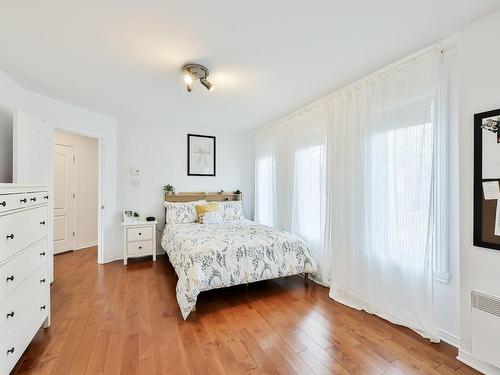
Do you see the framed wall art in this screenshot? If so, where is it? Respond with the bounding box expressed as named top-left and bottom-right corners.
top-left (474, 108), bottom-right (500, 250)
top-left (187, 134), bottom-right (216, 176)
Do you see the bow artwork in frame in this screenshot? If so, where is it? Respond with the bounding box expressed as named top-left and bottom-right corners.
top-left (187, 134), bottom-right (216, 176)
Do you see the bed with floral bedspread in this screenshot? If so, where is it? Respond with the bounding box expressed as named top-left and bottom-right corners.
top-left (161, 219), bottom-right (317, 319)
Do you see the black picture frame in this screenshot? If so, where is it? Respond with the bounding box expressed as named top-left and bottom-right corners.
top-left (187, 134), bottom-right (216, 176)
top-left (473, 108), bottom-right (500, 251)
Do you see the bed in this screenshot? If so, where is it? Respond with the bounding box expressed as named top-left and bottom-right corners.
top-left (161, 192), bottom-right (317, 319)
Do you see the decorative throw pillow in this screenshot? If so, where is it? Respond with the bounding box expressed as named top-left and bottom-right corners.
top-left (201, 210), bottom-right (223, 224)
top-left (164, 200), bottom-right (206, 224)
top-left (219, 201), bottom-right (244, 221)
top-left (195, 203), bottom-right (220, 223)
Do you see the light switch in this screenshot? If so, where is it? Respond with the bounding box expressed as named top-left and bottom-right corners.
top-left (130, 167), bottom-right (140, 176)
top-left (131, 178), bottom-right (140, 186)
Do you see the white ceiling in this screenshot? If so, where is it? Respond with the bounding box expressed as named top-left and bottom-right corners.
top-left (0, 0), bottom-right (499, 130)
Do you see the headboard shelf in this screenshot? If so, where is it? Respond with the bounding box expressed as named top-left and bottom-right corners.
top-left (164, 191), bottom-right (242, 203)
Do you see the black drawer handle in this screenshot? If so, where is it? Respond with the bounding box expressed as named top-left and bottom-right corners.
top-left (40, 251), bottom-right (46, 256)
top-left (7, 311), bottom-right (14, 318)
top-left (40, 221), bottom-right (46, 225)
top-left (40, 305), bottom-right (46, 310)
top-left (0, 201), bottom-right (5, 207)
top-left (30, 197), bottom-right (37, 202)
top-left (20, 198), bottom-right (27, 203)
top-left (6, 233), bottom-right (14, 240)
top-left (138, 232), bottom-right (142, 235)
top-left (139, 246), bottom-right (142, 249)
top-left (44, 195), bottom-right (49, 199)
top-left (40, 278), bottom-right (46, 283)
top-left (7, 347), bottom-right (14, 355)
top-left (6, 275), bottom-right (14, 282)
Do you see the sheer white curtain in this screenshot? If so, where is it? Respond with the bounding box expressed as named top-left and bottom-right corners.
top-left (328, 50), bottom-right (440, 341)
top-left (255, 107), bottom-right (331, 284)
top-left (255, 128), bottom-right (279, 227)
top-left (288, 109), bottom-right (329, 283)
top-left (255, 48), bottom-right (443, 340)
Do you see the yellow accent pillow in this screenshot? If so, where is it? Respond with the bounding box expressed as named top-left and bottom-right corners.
top-left (195, 203), bottom-right (220, 223)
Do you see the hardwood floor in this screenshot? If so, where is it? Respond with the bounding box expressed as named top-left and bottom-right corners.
top-left (12, 247), bottom-right (478, 375)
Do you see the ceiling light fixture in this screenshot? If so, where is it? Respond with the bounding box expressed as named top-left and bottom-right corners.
top-left (182, 63), bottom-right (214, 92)
top-left (200, 77), bottom-right (214, 91)
top-left (184, 73), bottom-right (193, 92)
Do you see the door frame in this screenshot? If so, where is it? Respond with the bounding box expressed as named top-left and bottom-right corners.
top-left (53, 128), bottom-right (103, 263)
top-left (53, 142), bottom-right (77, 253)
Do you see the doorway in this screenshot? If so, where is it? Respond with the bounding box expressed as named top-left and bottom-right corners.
top-left (53, 130), bottom-right (99, 256)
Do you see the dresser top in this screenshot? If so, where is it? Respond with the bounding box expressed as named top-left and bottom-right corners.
top-left (0, 183), bottom-right (50, 194)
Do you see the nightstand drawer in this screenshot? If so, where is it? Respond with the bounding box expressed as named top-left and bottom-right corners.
top-left (127, 241), bottom-right (152, 257)
top-left (127, 227), bottom-right (152, 242)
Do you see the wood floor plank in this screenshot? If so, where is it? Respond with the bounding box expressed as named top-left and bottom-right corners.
top-left (12, 247), bottom-right (480, 375)
top-left (263, 347), bottom-right (300, 375)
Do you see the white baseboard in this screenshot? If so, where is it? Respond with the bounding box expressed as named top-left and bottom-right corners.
top-left (75, 241), bottom-right (98, 251)
top-left (438, 328), bottom-right (460, 348)
top-left (457, 349), bottom-right (500, 375)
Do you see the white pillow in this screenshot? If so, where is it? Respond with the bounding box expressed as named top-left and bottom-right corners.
top-left (201, 211), bottom-right (223, 224)
top-left (219, 201), bottom-right (244, 221)
top-left (164, 200), bottom-right (206, 224)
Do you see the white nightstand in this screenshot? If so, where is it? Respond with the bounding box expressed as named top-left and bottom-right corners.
top-left (122, 220), bottom-right (157, 265)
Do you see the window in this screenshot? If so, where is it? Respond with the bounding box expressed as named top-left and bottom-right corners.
top-left (370, 88), bottom-right (449, 279)
top-left (255, 154), bottom-right (274, 226)
top-left (291, 144), bottom-right (326, 249)
top-left (386, 121), bottom-right (433, 273)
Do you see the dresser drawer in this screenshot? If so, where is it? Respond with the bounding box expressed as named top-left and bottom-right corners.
top-left (0, 205), bottom-right (48, 263)
top-left (1, 291), bottom-right (48, 375)
top-left (127, 227), bottom-right (152, 242)
top-left (127, 240), bottom-right (152, 257)
top-left (31, 191), bottom-right (50, 205)
top-left (0, 240), bottom-right (48, 301)
top-left (0, 191), bottom-right (49, 214)
top-left (0, 264), bottom-right (47, 335)
top-left (0, 194), bottom-right (24, 214)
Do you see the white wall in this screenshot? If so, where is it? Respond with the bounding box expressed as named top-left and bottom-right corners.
top-left (0, 67), bottom-right (254, 263)
top-left (0, 69), bottom-right (118, 264)
top-left (54, 130), bottom-right (99, 250)
top-left (458, 9), bottom-right (500, 373)
top-left (0, 110), bottom-right (12, 182)
top-left (117, 120), bottom-right (255, 249)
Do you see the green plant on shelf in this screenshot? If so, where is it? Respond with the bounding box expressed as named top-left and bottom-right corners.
top-left (163, 184), bottom-right (175, 195)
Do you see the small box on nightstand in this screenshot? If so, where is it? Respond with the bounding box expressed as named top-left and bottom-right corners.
top-left (122, 220), bottom-right (157, 265)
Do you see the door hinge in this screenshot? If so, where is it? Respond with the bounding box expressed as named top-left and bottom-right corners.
top-left (73, 231), bottom-right (75, 237)
top-left (73, 156), bottom-right (75, 162)
top-left (73, 193), bottom-right (75, 199)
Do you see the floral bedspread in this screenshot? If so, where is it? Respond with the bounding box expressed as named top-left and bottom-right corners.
top-left (161, 219), bottom-right (317, 319)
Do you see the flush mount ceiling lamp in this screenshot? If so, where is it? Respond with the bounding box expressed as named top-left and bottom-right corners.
top-left (183, 63), bottom-right (214, 92)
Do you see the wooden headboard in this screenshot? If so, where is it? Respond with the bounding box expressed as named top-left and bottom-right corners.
top-left (164, 191), bottom-right (242, 203)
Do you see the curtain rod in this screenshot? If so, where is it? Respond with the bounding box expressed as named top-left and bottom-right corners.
top-left (256, 37), bottom-right (456, 134)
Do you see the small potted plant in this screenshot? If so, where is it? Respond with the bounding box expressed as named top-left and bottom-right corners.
top-left (163, 184), bottom-right (175, 196)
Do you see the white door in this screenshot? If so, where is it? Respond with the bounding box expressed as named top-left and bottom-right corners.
top-left (13, 110), bottom-right (55, 279)
top-left (53, 144), bottom-right (75, 254)
top-left (13, 110), bottom-right (53, 184)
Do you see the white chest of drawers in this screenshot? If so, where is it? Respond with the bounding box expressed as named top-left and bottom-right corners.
top-left (0, 184), bottom-right (51, 375)
top-left (122, 221), bottom-right (157, 265)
